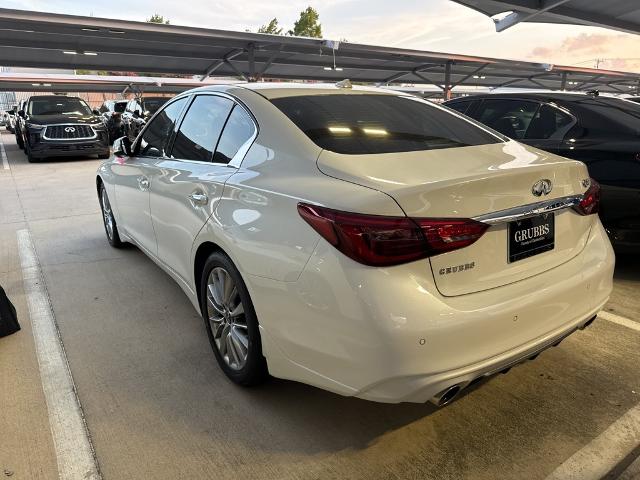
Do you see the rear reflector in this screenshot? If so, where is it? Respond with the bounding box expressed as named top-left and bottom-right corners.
top-left (297, 203), bottom-right (488, 267)
top-left (573, 179), bottom-right (600, 215)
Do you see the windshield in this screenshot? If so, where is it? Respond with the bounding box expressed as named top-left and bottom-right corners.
top-left (28, 97), bottom-right (92, 116)
top-left (142, 98), bottom-right (168, 114)
top-left (271, 94), bottom-right (501, 155)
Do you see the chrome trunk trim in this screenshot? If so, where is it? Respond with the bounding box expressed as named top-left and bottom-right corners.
top-left (473, 195), bottom-right (583, 225)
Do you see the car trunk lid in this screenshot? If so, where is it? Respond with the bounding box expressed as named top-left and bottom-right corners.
top-left (317, 141), bottom-right (595, 296)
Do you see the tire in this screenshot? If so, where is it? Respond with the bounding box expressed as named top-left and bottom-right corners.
top-left (200, 252), bottom-right (268, 386)
top-left (98, 153), bottom-right (110, 160)
top-left (99, 184), bottom-right (123, 248)
top-left (16, 132), bottom-right (24, 150)
top-left (25, 142), bottom-right (37, 163)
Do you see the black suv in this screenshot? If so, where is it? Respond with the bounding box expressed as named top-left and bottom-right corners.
top-left (445, 92), bottom-right (640, 250)
top-left (122, 96), bottom-right (168, 142)
top-left (98, 99), bottom-right (128, 142)
top-left (18, 95), bottom-right (110, 162)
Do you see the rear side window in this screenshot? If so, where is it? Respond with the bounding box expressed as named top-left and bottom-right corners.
top-left (475, 99), bottom-right (539, 140)
top-left (271, 94), bottom-right (500, 155)
top-left (569, 97), bottom-right (640, 137)
top-left (213, 105), bottom-right (256, 164)
top-left (446, 101), bottom-right (471, 114)
top-left (524, 104), bottom-right (573, 139)
top-left (171, 95), bottom-right (233, 162)
top-left (138, 97), bottom-right (187, 157)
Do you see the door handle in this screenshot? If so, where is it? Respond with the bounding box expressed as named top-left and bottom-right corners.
top-left (137, 176), bottom-right (150, 191)
top-left (188, 192), bottom-right (209, 206)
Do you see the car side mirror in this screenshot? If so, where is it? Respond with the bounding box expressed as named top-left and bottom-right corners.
top-left (112, 136), bottom-right (132, 157)
top-left (18, 110), bottom-right (25, 118)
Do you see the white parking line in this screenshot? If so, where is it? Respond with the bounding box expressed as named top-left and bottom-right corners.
top-left (0, 134), bottom-right (8, 170)
top-left (545, 402), bottom-right (640, 480)
top-left (599, 311), bottom-right (640, 333)
top-left (17, 229), bottom-right (102, 480)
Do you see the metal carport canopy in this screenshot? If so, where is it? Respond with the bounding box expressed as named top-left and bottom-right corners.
top-left (451, 1), bottom-right (640, 34)
top-left (0, 72), bottom-right (237, 93)
top-left (0, 7), bottom-right (639, 97)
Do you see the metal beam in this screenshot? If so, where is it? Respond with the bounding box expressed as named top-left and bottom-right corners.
top-left (247, 43), bottom-right (256, 82)
top-left (412, 69), bottom-right (444, 90)
top-left (494, 0), bottom-right (571, 32)
top-left (443, 60), bottom-right (453, 100)
top-left (451, 63), bottom-right (489, 88)
top-left (258, 46), bottom-right (283, 77)
top-left (224, 57), bottom-right (247, 81)
top-left (200, 48), bottom-right (244, 81)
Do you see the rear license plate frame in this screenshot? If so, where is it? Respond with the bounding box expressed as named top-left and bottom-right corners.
top-left (508, 213), bottom-right (555, 263)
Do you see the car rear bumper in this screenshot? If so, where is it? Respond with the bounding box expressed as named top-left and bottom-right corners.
top-left (247, 218), bottom-right (615, 403)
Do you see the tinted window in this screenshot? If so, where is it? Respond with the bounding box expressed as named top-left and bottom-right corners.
top-left (524, 104), bottom-right (573, 139)
top-left (212, 106), bottom-right (256, 164)
top-left (446, 101), bottom-right (471, 114)
top-left (114, 102), bottom-right (127, 113)
top-left (138, 97), bottom-right (188, 157)
top-left (171, 95), bottom-right (233, 162)
top-left (475, 99), bottom-right (539, 140)
top-left (142, 98), bottom-right (167, 114)
top-left (271, 94), bottom-right (500, 155)
top-left (568, 97), bottom-right (640, 137)
top-left (28, 97), bottom-right (92, 116)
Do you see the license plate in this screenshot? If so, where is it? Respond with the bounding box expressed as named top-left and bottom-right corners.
top-left (508, 213), bottom-right (555, 263)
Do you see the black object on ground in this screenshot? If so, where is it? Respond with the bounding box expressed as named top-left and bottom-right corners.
top-left (0, 286), bottom-right (20, 337)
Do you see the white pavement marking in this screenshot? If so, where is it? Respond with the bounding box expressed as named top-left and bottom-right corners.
top-left (0, 134), bottom-right (8, 170)
top-left (545, 403), bottom-right (640, 480)
top-left (17, 229), bottom-right (102, 480)
top-left (599, 311), bottom-right (640, 333)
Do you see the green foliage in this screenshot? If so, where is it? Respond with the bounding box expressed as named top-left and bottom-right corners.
top-left (258, 18), bottom-right (283, 35)
top-left (288, 7), bottom-right (322, 38)
top-left (147, 14), bottom-right (170, 24)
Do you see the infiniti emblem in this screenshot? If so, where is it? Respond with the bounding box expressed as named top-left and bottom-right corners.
top-left (532, 179), bottom-right (553, 197)
top-left (64, 126), bottom-right (76, 133)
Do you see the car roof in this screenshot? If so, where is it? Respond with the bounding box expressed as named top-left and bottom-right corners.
top-left (446, 91), bottom-right (626, 103)
top-left (186, 81), bottom-right (401, 100)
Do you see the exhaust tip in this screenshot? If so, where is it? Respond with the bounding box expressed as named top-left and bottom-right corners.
top-left (431, 385), bottom-right (462, 407)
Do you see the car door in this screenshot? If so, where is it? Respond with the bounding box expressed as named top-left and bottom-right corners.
top-left (521, 102), bottom-right (575, 153)
top-left (149, 93), bottom-right (257, 285)
top-left (471, 98), bottom-right (540, 141)
top-left (113, 96), bottom-right (189, 256)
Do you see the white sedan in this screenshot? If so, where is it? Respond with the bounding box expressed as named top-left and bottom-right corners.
top-left (97, 83), bottom-right (614, 406)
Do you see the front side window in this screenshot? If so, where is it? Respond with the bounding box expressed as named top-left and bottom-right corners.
top-left (28, 97), bottom-right (92, 116)
top-left (138, 97), bottom-right (188, 157)
top-left (171, 95), bottom-right (234, 162)
top-left (271, 94), bottom-right (500, 155)
top-left (212, 106), bottom-right (256, 164)
top-left (475, 99), bottom-right (539, 140)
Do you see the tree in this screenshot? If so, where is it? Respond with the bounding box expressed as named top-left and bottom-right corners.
top-left (258, 18), bottom-right (283, 35)
top-left (147, 14), bottom-right (169, 24)
top-left (288, 7), bottom-right (322, 38)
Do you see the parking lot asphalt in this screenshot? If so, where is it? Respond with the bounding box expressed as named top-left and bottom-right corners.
top-left (0, 129), bottom-right (639, 480)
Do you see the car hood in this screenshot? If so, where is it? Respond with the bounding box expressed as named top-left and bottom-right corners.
top-left (27, 113), bottom-right (100, 125)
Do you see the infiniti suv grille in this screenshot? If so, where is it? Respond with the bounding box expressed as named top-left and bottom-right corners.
top-left (43, 124), bottom-right (95, 140)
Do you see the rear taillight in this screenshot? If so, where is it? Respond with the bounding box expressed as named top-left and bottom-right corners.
top-left (297, 203), bottom-right (488, 267)
top-left (574, 179), bottom-right (600, 215)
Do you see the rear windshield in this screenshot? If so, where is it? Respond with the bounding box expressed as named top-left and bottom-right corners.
top-left (271, 94), bottom-right (501, 154)
top-left (569, 97), bottom-right (640, 137)
top-left (142, 98), bottom-right (168, 114)
top-left (114, 102), bottom-right (127, 113)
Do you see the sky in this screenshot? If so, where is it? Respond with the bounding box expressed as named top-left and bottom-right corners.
top-left (5, 0), bottom-right (640, 72)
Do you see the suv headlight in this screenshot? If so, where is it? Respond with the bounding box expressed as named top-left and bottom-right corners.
top-left (26, 123), bottom-right (44, 130)
top-left (90, 122), bottom-right (105, 129)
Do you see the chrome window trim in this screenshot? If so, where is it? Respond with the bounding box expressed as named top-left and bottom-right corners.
top-left (42, 123), bottom-right (97, 141)
top-left (473, 194), bottom-right (583, 225)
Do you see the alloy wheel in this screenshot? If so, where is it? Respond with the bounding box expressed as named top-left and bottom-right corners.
top-left (101, 188), bottom-right (114, 241)
top-left (206, 267), bottom-right (249, 370)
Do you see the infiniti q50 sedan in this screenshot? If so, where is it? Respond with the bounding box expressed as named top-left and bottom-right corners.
top-left (97, 83), bottom-right (614, 406)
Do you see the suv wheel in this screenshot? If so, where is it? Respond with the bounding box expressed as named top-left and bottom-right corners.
top-left (200, 252), bottom-right (268, 386)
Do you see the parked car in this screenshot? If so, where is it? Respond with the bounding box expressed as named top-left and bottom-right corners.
top-left (445, 92), bottom-right (640, 251)
top-left (6, 105), bottom-right (17, 133)
top-left (97, 83), bottom-right (613, 406)
top-left (121, 96), bottom-right (168, 142)
top-left (98, 99), bottom-right (128, 142)
top-left (0, 111), bottom-right (7, 127)
top-left (14, 99), bottom-right (27, 149)
top-left (628, 96), bottom-right (640, 103)
top-left (18, 95), bottom-right (110, 162)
